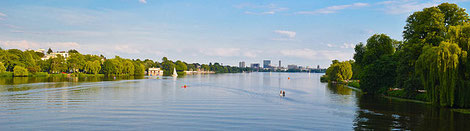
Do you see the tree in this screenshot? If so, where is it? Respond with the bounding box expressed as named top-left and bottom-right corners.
top-left (50, 55), bottom-right (66, 73)
top-left (67, 53), bottom-right (85, 73)
top-left (13, 66), bottom-right (28, 77)
top-left (362, 34), bottom-right (395, 66)
top-left (361, 55), bottom-right (398, 94)
top-left (161, 58), bottom-right (175, 76)
top-left (133, 62), bottom-right (145, 75)
top-left (122, 60), bottom-right (135, 75)
top-left (0, 62), bottom-right (5, 73)
top-left (325, 60), bottom-right (353, 82)
top-left (47, 48), bottom-right (53, 54)
top-left (416, 42), bottom-right (468, 107)
top-left (84, 60), bottom-right (101, 74)
top-left (175, 60), bottom-right (187, 72)
top-left (68, 49), bottom-right (79, 54)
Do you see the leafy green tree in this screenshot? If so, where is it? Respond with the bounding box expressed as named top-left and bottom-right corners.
top-left (362, 34), bottom-right (395, 66)
top-left (133, 62), bottom-right (145, 75)
top-left (67, 53), bottom-right (85, 73)
top-left (416, 42), bottom-right (468, 107)
top-left (361, 55), bottom-right (398, 94)
top-left (0, 62), bottom-right (5, 73)
top-left (161, 57), bottom-right (175, 76)
top-left (122, 60), bottom-right (135, 75)
top-left (13, 66), bottom-right (28, 77)
top-left (50, 55), bottom-right (67, 73)
top-left (175, 60), bottom-right (187, 72)
top-left (47, 48), bottom-right (53, 54)
top-left (326, 60), bottom-right (352, 82)
top-left (84, 60), bottom-right (101, 74)
top-left (68, 49), bottom-right (79, 54)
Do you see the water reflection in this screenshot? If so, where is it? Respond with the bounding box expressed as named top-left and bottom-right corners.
top-left (324, 83), bottom-right (470, 130)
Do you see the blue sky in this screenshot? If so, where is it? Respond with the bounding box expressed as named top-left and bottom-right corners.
top-left (0, 0), bottom-right (469, 68)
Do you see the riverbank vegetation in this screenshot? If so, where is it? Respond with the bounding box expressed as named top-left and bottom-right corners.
top-left (323, 3), bottom-right (470, 108)
top-left (0, 48), bottom-right (248, 78)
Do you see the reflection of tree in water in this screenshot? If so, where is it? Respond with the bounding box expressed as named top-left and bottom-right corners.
top-left (327, 83), bottom-right (352, 95)
top-left (353, 95), bottom-right (470, 130)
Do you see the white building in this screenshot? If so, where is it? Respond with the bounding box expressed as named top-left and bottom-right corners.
top-left (42, 51), bottom-right (69, 60)
top-left (148, 68), bottom-right (164, 76)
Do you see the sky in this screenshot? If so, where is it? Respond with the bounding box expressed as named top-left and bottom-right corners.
top-left (0, 0), bottom-right (469, 68)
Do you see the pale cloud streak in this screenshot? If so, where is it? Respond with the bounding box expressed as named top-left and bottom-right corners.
top-left (378, 0), bottom-right (437, 14)
top-left (274, 30), bottom-right (296, 38)
top-left (0, 12), bottom-right (6, 17)
top-left (280, 49), bottom-right (352, 61)
top-left (296, 3), bottom-right (369, 15)
top-left (139, 0), bottom-right (147, 4)
top-left (236, 3), bottom-right (288, 15)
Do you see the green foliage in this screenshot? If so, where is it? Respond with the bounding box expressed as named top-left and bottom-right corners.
top-left (133, 62), bottom-right (145, 75)
top-left (47, 48), bottom-right (53, 54)
top-left (0, 62), bottom-right (5, 73)
top-left (362, 34), bottom-right (395, 66)
top-left (416, 42), bottom-right (467, 107)
top-left (326, 60), bottom-right (352, 82)
top-left (84, 60), bottom-right (101, 74)
top-left (347, 81), bottom-right (360, 88)
top-left (13, 66), bottom-right (28, 77)
top-left (361, 55), bottom-right (398, 94)
top-left (320, 75), bottom-right (328, 82)
top-left (50, 55), bottom-right (67, 73)
top-left (161, 58), bottom-right (175, 76)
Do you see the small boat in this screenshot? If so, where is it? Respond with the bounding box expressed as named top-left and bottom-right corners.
top-left (172, 68), bottom-right (178, 77)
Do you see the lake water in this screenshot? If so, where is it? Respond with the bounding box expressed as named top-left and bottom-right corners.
top-left (0, 73), bottom-right (469, 130)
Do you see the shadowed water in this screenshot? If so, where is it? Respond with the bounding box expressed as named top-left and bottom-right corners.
top-left (0, 73), bottom-right (468, 130)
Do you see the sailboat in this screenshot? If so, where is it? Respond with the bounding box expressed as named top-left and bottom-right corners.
top-left (172, 68), bottom-right (178, 77)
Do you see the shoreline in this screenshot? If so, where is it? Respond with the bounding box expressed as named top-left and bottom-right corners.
top-left (341, 83), bottom-right (470, 114)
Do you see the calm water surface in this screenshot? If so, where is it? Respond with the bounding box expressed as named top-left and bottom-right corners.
top-left (0, 73), bottom-right (469, 130)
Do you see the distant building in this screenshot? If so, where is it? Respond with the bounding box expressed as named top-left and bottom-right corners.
top-left (148, 68), bottom-right (164, 76)
top-left (279, 60), bottom-right (281, 68)
top-left (288, 64), bottom-right (298, 70)
top-left (41, 51), bottom-right (69, 60)
top-left (239, 61), bottom-right (246, 68)
top-left (251, 63), bottom-right (260, 70)
top-left (263, 60), bottom-right (271, 69)
top-left (317, 65), bottom-right (320, 69)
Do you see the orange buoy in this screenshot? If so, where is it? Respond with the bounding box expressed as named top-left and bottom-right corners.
top-left (288, 77), bottom-right (290, 80)
top-left (184, 85), bottom-right (187, 88)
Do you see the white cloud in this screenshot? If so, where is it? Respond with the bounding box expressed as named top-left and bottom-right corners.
top-left (0, 40), bottom-right (40, 49)
top-left (236, 3), bottom-right (288, 15)
top-left (378, 0), bottom-right (436, 14)
top-left (274, 30), bottom-right (296, 38)
top-left (0, 12), bottom-right (6, 17)
top-left (114, 45), bottom-right (140, 54)
top-left (199, 48), bottom-right (241, 57)
top-left (139, 0), bottom-right (147, 4)
top-left (280, 49), bottom-right (352, 61)
top-left (327, 44), bottom-right (335, 47)
top-left (340, 43), bottom-right (355, 48)
top-left (296, 3), bottom-right (369, 15)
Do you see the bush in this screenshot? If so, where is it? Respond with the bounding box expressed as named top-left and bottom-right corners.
top-left (13, 66), bottom-right (29, 77)
top-left (320, 75), bottom-right (329, 82)
top-left (347, 81), bottom-right (360, 88)
top-left (0, 62), bottom-right (6, 73)
top-left (0, 72), bottom-right (13, 77)
top-left (32, 72), bottom-right (49, 77)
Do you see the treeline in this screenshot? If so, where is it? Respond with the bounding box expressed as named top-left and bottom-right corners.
top-left (0, 48), bottom-right (247, 77)
top-left (325, 3), bottom-right (470, 108)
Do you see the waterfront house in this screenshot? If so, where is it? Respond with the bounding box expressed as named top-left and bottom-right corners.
top-left (148, 68), bottom-right (164, 76)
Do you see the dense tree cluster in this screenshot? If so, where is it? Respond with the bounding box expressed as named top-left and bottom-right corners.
top-left (346, 3), bottom-right (470, 108)
top-left (0, 48), bottom-right (246, 77)
top-left (324, 60), bottom-right (352, 82)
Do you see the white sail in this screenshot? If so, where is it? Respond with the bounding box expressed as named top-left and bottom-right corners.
top-left (172, 68), bottom-right (178, 77)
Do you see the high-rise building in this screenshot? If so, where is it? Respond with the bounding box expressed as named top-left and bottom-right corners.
top-left (263, 60), bottom-right (271, 69)
top-left (279, 60), bottom-right (281, 68)
top-left (239, 61), bottom-right (245, 68)
top-left (288, 65), bottom-right (298, 70)
top-left (251, 63), bottom-right (260, 71)
top-left (317, 65), bottom-right (320, 69)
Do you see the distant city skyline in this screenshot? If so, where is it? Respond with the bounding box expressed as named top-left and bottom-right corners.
top-left (0, 0), bottom-right (469, 68)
